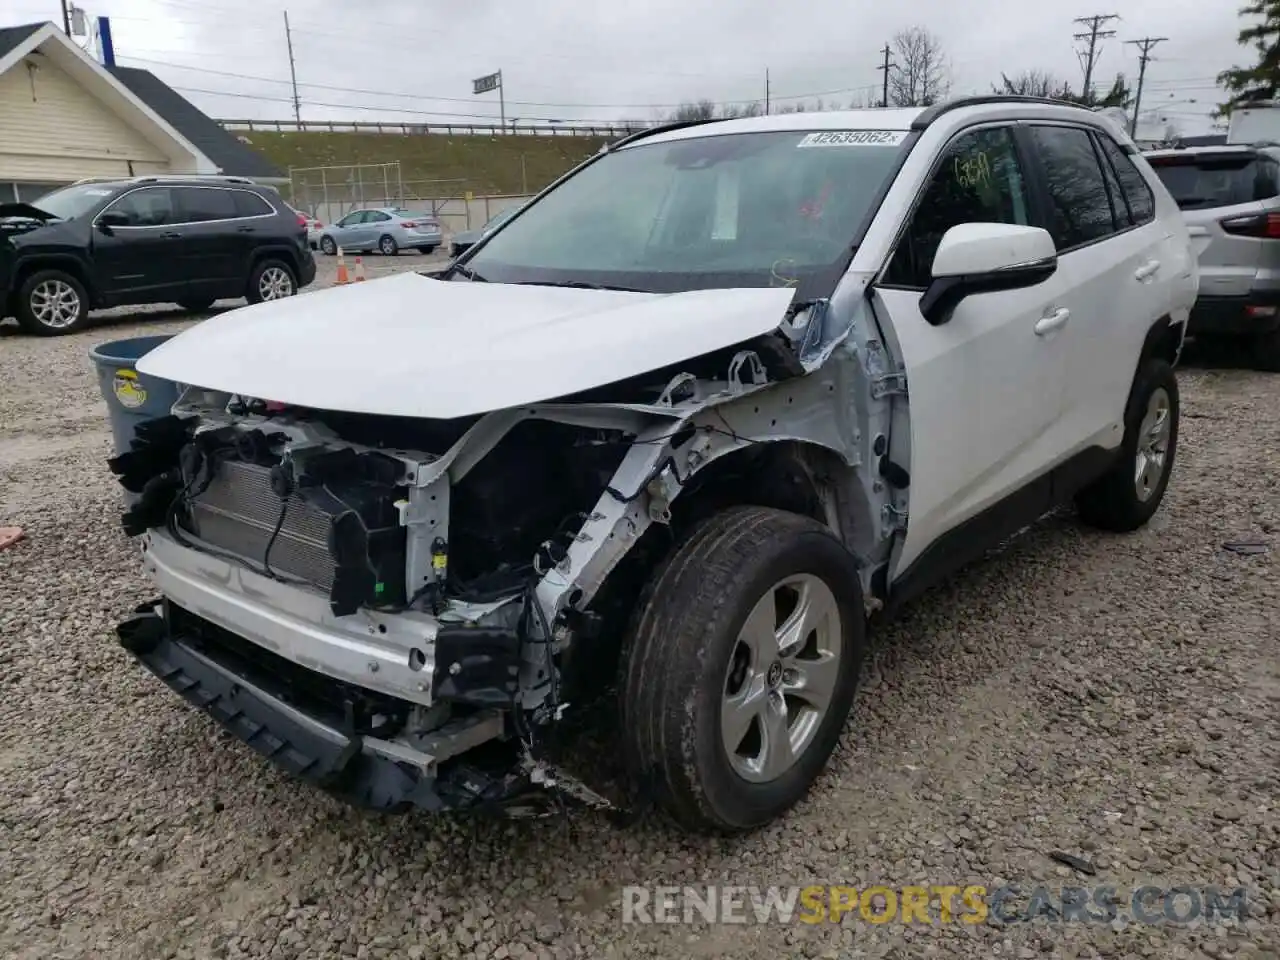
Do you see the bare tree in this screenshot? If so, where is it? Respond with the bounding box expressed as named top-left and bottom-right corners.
top-left (888, 27), bottom-right (951, 106)
top-left (993, 70), bottom-right (1066, 98)
top-left (670, 99), bottom-right (717, 122)
top-left (719, 101), bottom-right (765, 119)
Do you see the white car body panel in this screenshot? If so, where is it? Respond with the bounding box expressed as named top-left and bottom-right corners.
top-left (842, 103), bottom-right (1195, 578)
top-left (136, 271), bottom-right (798, 419)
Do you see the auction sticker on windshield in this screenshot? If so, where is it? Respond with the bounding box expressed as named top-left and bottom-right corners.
top-left (797, 130), bottom-right (907, 147)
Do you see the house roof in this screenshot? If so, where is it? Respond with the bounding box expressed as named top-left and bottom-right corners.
top-left (0, 21), bottom-right (282, 181)
top-left (106, 66), bottom-right (285, 180)
top-left (0, 21), bottom-right (43, 59)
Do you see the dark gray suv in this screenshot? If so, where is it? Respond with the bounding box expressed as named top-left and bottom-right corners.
top-left (0, 174), bottom-right (317, 336)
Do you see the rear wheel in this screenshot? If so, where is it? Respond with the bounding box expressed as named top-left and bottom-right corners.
top-left (15, 269), bottom-right (89, 336)
top-left (177, 298), bottom-right (215, 313)
top-left (320, 236), bottom-right (337, 256)
top-left (246, 260), bottom-right (297, 304)
top-left (417, 245), bottom-right (436, 255)
top-left (378, 234), bottom-right (398, 256)
top-left (619, 506), bottom-right (865, 834)
top-left (1076, 358), bottom-right (1179, 532)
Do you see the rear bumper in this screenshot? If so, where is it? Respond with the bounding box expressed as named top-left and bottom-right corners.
top-left (1189, 292), bottom-right (1280, 336)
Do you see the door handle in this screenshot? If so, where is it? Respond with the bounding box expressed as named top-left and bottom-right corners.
top-left (236, 225), bottom-right (255, 233)
top-left (1034, 307), bottom-right (1070, 336)
top-left (1134, 259), bottom-right (1161, 281)
top-left (159, 231), bottom-right (182, 240)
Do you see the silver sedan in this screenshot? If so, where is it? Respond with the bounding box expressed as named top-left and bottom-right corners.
top-left (318, 207), bottom-right (443, 256)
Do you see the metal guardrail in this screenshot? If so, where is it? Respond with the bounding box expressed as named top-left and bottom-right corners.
top-left (219, 118), bottom-right (645, 138)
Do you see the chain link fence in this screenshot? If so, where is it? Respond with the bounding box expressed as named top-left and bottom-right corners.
top-left (288, 162), bottom-right (533, 237)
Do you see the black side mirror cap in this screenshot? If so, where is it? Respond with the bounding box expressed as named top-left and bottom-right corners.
top-left (919, 257), bottom-right (1059, 326)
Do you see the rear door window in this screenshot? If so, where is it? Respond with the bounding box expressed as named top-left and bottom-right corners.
top-left (176, 187), bottom-right (238, 223)
top-left (1027, 125), bottom-right (1117, 249)
top-left (1148, 153), bottom-right (1278, 210)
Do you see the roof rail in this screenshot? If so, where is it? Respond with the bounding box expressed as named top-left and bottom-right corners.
top-left (131, 174), bottom-right (256, 184)
top-left (910, 94), bottom-right (1089, 131)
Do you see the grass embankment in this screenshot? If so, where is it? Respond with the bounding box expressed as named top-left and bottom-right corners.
top-left (239, 130), bottom-right (614, 197)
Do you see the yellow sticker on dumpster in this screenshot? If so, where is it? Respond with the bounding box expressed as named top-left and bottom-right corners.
top-left (113, 369), bottom-right (147, 409)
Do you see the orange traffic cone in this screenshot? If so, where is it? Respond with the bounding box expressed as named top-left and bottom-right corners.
top-left (354, 256), bottom-right (367, 282)
top-left (335, 247), bottom-right (350, 285)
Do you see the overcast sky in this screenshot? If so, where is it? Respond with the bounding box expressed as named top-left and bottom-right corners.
top-left (8, 0), bottom-right (1251, 134)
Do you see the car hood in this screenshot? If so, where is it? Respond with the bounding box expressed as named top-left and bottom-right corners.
top-left (136, 272), bottom-right (799, 419)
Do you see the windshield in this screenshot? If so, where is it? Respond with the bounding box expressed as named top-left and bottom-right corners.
top-left (463, 128), bottom-right (908, 296)
top-left (31, 183), bottom-right (120, 220)
top-left (1149, 154), bottom-right (1279, 209)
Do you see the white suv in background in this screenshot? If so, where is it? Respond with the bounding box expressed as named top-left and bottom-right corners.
top-left (114, 96), bottom-right (1197, 835)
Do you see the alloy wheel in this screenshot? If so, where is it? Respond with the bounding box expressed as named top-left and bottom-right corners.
top-left (1134, 387), bottom-right (1172, 502)
top-left (258, 267), bottom-right (294, 301)
top-left (721, 573), bottom-right (843, 783)
top-left (30, 279), bottom-right (81, 329)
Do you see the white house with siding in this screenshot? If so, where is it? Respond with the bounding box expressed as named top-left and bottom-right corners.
top-left (0, 21), bottom-right (283, 202)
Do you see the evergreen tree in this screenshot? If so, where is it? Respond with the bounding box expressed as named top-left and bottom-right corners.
top-left (1219, 0), bottom-right (1280, 114)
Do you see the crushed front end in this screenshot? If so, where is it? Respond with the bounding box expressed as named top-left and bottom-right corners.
top-left (109, 394), bottom-right (633, 816)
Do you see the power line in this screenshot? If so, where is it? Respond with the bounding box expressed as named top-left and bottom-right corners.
top-left (1073, 14), bottom-right (1120, 100)
top-left (1127, 36), bottom-right (1168, 136)
top-left (118, 55), bottom-right (876, 111)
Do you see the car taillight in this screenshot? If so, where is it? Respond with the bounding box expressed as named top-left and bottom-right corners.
top-left (1219, 211), bottom-right (1280, 238)
top-left (295, 213), bottom-right (307, 227)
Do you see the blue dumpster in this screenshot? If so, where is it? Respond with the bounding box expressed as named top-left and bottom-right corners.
top-left (89, 335), bottom-right (184, 458)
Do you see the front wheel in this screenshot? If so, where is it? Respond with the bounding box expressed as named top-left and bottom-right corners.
top-left (15, 269), bottom-right (89, 336)
top-left (417, 245), bottom-right (436, 255)
top-left (1076, 357), bottom-right (1179, 531)
top-left (319, 236), bottom-right (337, 256)
top-left (378, 234), bottom-right (398, 256)
top-left (618, 506), bottom-right (865, 835)
top-left (246, 260), bottom-right (297, 304)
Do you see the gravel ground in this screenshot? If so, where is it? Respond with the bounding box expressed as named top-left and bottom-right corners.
top-left (0, 280), bottom-right (1277, 960)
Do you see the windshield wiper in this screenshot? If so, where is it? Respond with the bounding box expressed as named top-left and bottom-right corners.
top-left (513, 279), bottom-right (644, 292)
top-left (449, 262), bottom-right (488, 282)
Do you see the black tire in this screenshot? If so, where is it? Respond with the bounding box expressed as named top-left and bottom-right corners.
top-left (417, 245), bottom-right (437, 255)
top-left (1076, 357), bottom-right (1180, 532)
top-left (618, 506), bottom-right (865, 835)
top-left (177, 298), bottom-right (215, 313)
top-left (1253, 327), bottom-right (1280, 372)
top-left (245, 259), bottom-right (297, 305)
top-left (320, 236), bottom-right (337, 256)
top-left (378, 234), bottom-right (398, 256)
top-left (15, 269), bottom-right (90, 336)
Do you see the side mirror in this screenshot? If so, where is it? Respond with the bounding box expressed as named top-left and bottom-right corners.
top-left (919, 223), bottom-right (1058, 326)
top-left (96, 211), bottom-right (129, 234)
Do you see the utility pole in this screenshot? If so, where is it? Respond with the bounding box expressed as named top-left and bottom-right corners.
top-left (1073, 14), bottom-right (1120, 102)
top-left (765, 68), bottom-right (770, 115)
top-left (877, 43), bottom-right (895, 107)
top-left (1127, 36), bottom-right (1167, 138)
top-left (59, 0), bottom-right (71, 35)
top-left (283, 11), bottom-right (301, 124)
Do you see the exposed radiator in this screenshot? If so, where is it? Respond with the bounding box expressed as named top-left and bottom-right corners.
top-left (186, 460), bottom-right (335, 590)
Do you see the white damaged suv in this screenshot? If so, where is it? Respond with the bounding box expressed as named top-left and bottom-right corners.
top-left (110, 96), bottom-right (1196, 834)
